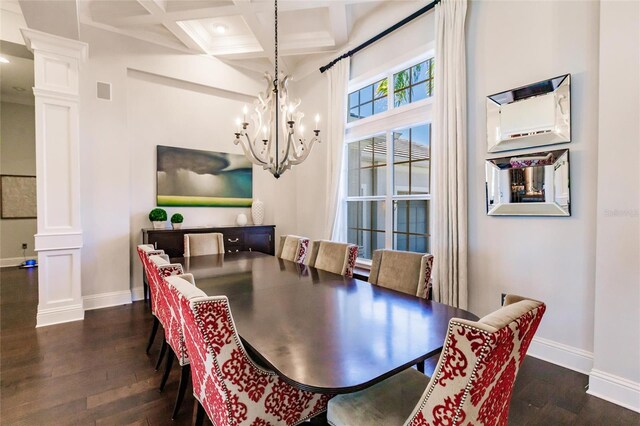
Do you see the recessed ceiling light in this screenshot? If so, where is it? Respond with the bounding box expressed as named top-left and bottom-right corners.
top-left (12, 86), bottom-right (26, 92)
top-left (213, 24), bottom-right (227, 35)
top-left (0, 57), bottom-right (10, 64)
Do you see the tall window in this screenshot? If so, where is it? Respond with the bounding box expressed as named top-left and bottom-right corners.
top-left (344, 55), bottom-right (434, 261)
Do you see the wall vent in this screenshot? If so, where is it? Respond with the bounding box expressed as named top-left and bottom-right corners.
top-left (96, 82), bottom-right (111, 100)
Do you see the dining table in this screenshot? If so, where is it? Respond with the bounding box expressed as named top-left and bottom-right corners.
top-left (172, 251), bottom-right (478, 395)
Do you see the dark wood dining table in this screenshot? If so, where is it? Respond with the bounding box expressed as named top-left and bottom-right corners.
top-left (172, 251), bottom-right (478, 394)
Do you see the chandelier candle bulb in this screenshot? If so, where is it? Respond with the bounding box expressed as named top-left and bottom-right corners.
top-left (315, 114), bottom-right (320, 130)
top-left (243, 105), bottom-right (248, 122)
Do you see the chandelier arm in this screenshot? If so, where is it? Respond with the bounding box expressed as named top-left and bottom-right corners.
top-left (236, 132), bottom-right (268, 167)
top-left (287, 137), bottom-right (320, 165)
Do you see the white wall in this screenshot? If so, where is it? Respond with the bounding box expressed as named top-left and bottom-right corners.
top-left (350, 11), bottom-right (435, 81)
top-left (78, 24), bottom-right (299, 303)
top-left (590, 0), bottom-right (640, 411)
top-left (466, 0), bottom-right (599, 371)
top-left (0, 101), bottom-right (37, 265)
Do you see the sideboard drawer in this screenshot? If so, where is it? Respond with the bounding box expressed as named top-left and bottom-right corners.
top-left (223, 232), bottom-right (244, 248)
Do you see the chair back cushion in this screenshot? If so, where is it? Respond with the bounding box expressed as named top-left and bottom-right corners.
top-left (369, 250), bottom-right (434, 298)
top-left (136, 244), bottom-right (164, 270)
top-left (308, 240), bottom-right (358, 277)
top-left (168, 285), bottom-right (330, 425)
top-left (405, 296), bottom-right (546, 426)
top-left (277, 235), bottom-right (310, 264)
top-left (184, 233), bottom-right (225, 257)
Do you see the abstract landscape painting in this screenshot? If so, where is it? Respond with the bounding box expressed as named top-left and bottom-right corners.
top-left (156, 145), bottom-right (252, 207)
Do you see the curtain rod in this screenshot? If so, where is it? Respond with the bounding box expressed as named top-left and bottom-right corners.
top-left (319, 0), bottom-right (441, 74)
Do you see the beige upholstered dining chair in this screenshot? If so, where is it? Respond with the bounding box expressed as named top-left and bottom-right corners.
top-left (183, 233), bottom-right (224, 257)
top-left (369, 249), bottom-right (434, 299)
top-left (307, 240), bottom-right (358, 277)
top-left (276, 235), bottom-right (310, 264)
top-left (327, 295), bottom-right (546, 426)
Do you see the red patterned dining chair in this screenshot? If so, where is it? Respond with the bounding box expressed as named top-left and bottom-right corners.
top-left (306, 240), bottom-right (358, 277)
top-left (146, 255), bottom-right (184, 367)
top-left (147, 257), bottom-right (199, 419)
top-left (369, 249), bottom-right (434, 300)
top-left (159, 274), bottom-right (204, 419)
top-left (276, 235), bottom-right (310, 264)
top-left (327, 295), bottom-right (546, 426)
top-left (183, 233), bottom-right (225, 257)
top-left (166, 277), bottom-right (332, 426)
top-left (136, 244), bottom-right (165, 305)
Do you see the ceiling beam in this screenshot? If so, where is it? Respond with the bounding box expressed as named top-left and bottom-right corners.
top-left (328, 3), bottom-right (348, 47)
top-left (231, 0), bottom-right (291, 76)
top-left (136, 0), bottom-right (206, 53)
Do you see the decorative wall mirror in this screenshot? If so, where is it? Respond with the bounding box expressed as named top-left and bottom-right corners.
top-left (486, 74), bottom-right (571, 153)
top-left (485, 149), bottom-right (570, 216)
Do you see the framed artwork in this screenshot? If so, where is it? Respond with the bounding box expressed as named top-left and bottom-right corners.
top-left (1, 175), bottom-right (37, 219)
top-left (156, 145), bottom-right (252, 207)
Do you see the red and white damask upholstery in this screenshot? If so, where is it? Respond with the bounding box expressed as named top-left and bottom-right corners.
top-left (306, 240), bottom-right (358, 277)
top-left (368, 249), bottom-right (434, 299)
top-left (146, 255), bottom-right (184, 327)
top-left (327, 295), bottom-right (546, 426)
top-left (137, 244), bottom-right (165, 301)
top-left (184, 233), bottom-right (225, 257)
top-left (276, 235), bottom-right (310, 264)
top-left (166, 278), bottom-right (332, 425)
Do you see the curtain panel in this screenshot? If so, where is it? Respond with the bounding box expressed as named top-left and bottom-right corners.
top-left (433, 0), bottom-right (468, 309)
top-left (324, 58), bottom-right (351, 241)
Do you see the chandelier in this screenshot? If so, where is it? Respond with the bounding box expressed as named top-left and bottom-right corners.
top-left (233, 0), bottom-right (321, 179)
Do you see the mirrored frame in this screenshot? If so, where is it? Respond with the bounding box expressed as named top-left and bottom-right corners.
top-left (485, 149), bottom-right (570, 216)
top-left (487, 74), bottom-right (571, 153)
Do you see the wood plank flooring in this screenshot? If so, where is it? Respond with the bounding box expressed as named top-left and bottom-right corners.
top-left (1, 267), bottom-right (638, 425)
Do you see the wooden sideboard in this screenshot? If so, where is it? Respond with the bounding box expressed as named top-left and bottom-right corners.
top-left (142, 225), bottom-right (276, 258)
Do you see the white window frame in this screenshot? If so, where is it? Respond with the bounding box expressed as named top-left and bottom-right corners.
top-left (343, 44), bottom-right (435, 265)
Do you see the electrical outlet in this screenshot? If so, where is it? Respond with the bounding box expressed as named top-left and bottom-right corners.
top-left (22, 243), bottom-right (27, 250)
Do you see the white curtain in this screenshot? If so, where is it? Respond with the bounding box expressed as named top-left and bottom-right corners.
top-left (433, 0), bottom-right (468, 309)
top-left (323, 57), bottom-right (351, 241)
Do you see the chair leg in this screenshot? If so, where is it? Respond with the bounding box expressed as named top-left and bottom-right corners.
top-left (193, 400), bottom-right (205, 426)
top-left (143, 272), bottom-right (149, 304)
top-left (155, 340), bottom-right (167, 371)
top-left (417, 360), bottom-right (425, 373)
top-left (172, 364), bottom-right (191, 419)
top-left (146, 317), bottom-right (159, 355)
top-left (159, 347), bottom-right (175, 392)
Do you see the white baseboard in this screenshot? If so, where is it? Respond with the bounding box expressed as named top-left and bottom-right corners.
top-left (588, 369), bottom-right (640, 413)
top-left (0, 257), bottom-right (32, 268)
top-left (36, 303), bottom-right (84, 327)
top-left (83, 290), bottom-right (132, 311)
top-left (131, 286), bottom-right (145, 302)
top-left (527, 336), bottom-right (594, 375)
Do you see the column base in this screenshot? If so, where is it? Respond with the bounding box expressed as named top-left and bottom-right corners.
top-left (36, 303), bottom-right (84, 327)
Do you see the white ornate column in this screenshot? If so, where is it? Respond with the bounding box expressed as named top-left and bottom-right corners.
top-left (22, 29), bottom-right (87, 327)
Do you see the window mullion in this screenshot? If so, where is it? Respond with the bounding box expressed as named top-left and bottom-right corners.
top-left (385, 129), bottom-right (393, 250)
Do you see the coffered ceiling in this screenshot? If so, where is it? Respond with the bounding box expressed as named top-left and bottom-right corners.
top-left (76, 0), bottom-right (407, 74)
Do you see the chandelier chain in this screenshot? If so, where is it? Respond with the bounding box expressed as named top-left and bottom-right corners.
top-left (274, 0), bottom-right (278, 82)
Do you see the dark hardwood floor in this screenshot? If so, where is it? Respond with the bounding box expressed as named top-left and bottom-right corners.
top-left (1, 267), bottom-right (638, 425)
